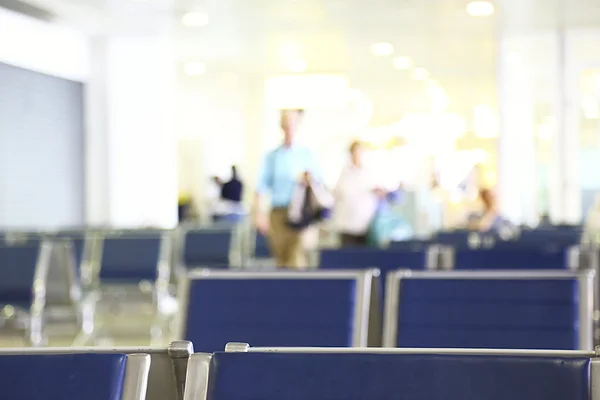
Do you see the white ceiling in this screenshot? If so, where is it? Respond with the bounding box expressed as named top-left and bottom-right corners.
top-left (17, 0), bottom-right (600, 126)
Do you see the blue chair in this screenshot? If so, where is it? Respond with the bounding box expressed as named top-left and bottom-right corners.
top-left (518, 229), bottom-right (582, 247)
top-left (320, 247), bottom-right (436, 302)
top-left (383, 270), bottom-right (595, 350)
top-left (388, 239), bottom-right (433, 252)
top-left (0, 242), bottom-right (52, 345)
top-left (182, 228), bottom-right (234, 268)
top-left (98, 234), bottom-right (171, 284)
top-left (93, 233), bottom-right (173, 341)
top-left (0, 352), bottom-right (149, 400)
top-left (450, 247), bottom-right (575, 270)
top-left (177, 269), bottom-right (375, 352)
top-left (0, 340), bottom-right (193, 400)
top-left (320, 248), bottom-right (434, 271)
top-left (184, 347), bottom-right (594, 400)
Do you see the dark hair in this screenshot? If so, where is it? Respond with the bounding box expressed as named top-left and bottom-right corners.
top-left (479, 188), bottom-right (495, 211)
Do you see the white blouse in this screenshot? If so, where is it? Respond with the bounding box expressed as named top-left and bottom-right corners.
top-left (333, 164), bottom-right (381, 235)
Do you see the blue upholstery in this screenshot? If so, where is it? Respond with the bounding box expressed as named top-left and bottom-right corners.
top-left (100, 236), bottom-right (161, 282)
top-left (183, 229), bottom-right (232, 267)
top-left (518, 230), bottom-right (582, 247)
top-left (434, 230), bottom-right (474, 246)
top-left (320, 248), bottom-right (427, 301)
top-left (0, 353), bottom-right (127, 400)
top-left (453, 248), bottom-right (567, 269)
top-left (394, 278), bottom-right (581, 349)
top-left (0, 244), bottom-right (39, 309)
top-left (388, 239), bottom-right (432, 251)
top-left (184, 277), bottom-right (357, 352)
top-left (206, 352), bottom-right (590, 400)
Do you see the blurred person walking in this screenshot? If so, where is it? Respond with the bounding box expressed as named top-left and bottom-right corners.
top-left (253, 109), bottom-right (323, 268)
top-left (333, 140), bottom-right (387, 246)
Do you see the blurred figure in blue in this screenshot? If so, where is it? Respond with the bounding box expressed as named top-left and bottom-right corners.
top-left (254, 109), bottom-right (322, 268)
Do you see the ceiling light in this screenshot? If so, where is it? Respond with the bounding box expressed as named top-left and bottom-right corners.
top-left (393, 56), bottom-right (412, 70)
top-left (411, 68), bottom-right (428, 81)
top-left (370, 42), bottom-right (394, 57)
top-left (287, 59), bottom-right (307, 73)
top-left (466, 1), bottom-right (494, 17)
top-left (182, 12), bottom-right (209, 27)
top-left (184, 61), bottom-right (206, 76)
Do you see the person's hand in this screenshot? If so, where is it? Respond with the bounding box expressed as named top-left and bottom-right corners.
top-left (254, 213), bottom-right (270, 236)
top-left (301, 171), bottom-right (312, 186)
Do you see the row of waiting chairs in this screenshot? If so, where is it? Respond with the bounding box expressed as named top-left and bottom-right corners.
top-left (3, 341), bottom-right (598, 400)
top-left (0, 340), bottom-right (192, 400)
top-left (177, 268), bottom-right (595, 352)
top-left (0, 246), bottom-right (594, 352)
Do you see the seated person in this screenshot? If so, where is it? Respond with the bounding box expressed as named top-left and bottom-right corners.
top-left (467, 188), bottom-right (508, 232)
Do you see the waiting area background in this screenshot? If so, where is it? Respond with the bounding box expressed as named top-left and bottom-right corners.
top-left (1, 1), bottom-right (600, 232)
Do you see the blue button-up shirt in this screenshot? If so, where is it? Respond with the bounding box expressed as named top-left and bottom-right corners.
top-left (256, 146), bottom-right (321, 208)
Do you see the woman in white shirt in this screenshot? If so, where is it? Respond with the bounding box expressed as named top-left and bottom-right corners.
top-left (334, 140), bottom-right (384, 246)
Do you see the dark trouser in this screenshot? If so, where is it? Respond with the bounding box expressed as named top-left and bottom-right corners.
top-left (340, 233), bottom-right (368, 247)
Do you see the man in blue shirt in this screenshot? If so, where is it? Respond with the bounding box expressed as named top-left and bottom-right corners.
top-left (253, 109), bottom-right (321, 268)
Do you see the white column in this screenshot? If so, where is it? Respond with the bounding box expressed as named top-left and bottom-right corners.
top-left (241, 76), bottom-right (268, 201)
top-left (561, 30), bottom-right (583, 223)
top-left (497, 36), bottom-right (537, 226)
top-left (85, 37), bottom-right (110, 226)
top-left (86, 35), bottom-right (178, 228)
top-left (107, 36), bottom-right (177, 227)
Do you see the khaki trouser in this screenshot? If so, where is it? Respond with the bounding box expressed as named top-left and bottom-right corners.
top-left (268, 208), bottom-right (317, 268)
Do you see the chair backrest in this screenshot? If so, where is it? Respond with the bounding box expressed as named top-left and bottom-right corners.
top-left (99, 234), bottom-right (170, 283)
top-left (518, 229), bottom-right (582, 247)
top-left (0, 241), bottom-right (51, 309)
top-left (450, 246), bottom-right (573, 270)
top-left (387, 239), bottom-right (433, 252)
top-left (0, 352), bottom-right (149, 400)
top-left (383, 269), bottom-right (595, 350)
top-left (320, 247), bottom-right (437, 301)
top-left (184, 346), bottom-right (596, 400)
top-left (320, 248), bottom-right (434, 271)
top-left (0, 340), bottom-right (193, 400)
top-left (182, 228), bottom-right (234, 268)
top-left (177, 269), bottom-right (374, 352)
